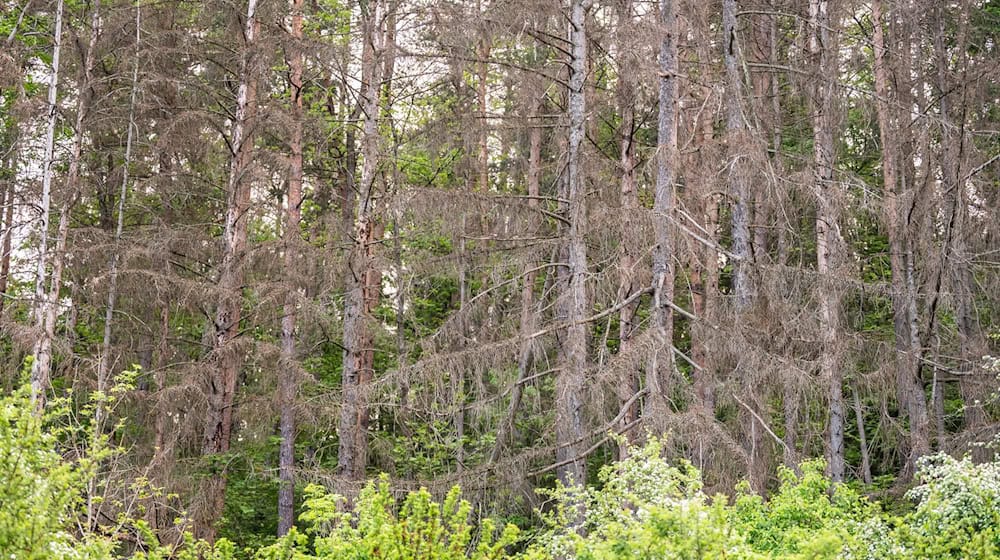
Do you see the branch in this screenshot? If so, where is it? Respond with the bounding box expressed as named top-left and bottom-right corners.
top-left (733, 394), bottom-right (790, 455)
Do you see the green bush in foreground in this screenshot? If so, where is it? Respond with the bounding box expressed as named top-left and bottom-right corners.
top-left (3, 383), bottom-right (1000, 559)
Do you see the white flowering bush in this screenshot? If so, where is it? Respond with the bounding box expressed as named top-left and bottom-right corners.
top-left (521, 438), bottom-right (760, 559)
top-left (888, 453), bottom-right (1000, 559)
top-left (5, 382), bottom-right (1000, 560)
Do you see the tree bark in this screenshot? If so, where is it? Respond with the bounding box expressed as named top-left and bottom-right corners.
top-left (0, 146), bottom-right (14, 314)
top-left (555, 0), bottom-right (590, 488)
top-left (933, 0), bottom-right (986, 443)
top-left (491, 98), bottom-right (543, 463)
top-left (198, 0), bottom-right (260, 540)
top-left (723, 0), bottom-right (752, 309)
top-left (97, 0), bottom-right (137, 431)
top-left (90, 0), bottom-right (136, 530)
top-left (338, 0), bottom-right (386, 489)
top-left (852, 384), bottom-right (872, 484)
top-left (29, 0), bottom-right (65, 408)
top-left (648, 0), bottom-right (678, 426)
top-left (810, 0), bottom-right (845, 482)
top-left (277, 0), bottom-right (305, 536)
top-left (614, 0), bottom-right (641, 459)
top-left (872, 0), bottom-right (930, 474)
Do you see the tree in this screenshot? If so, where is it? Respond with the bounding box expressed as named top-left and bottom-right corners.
top-left (198, 0), bottom-right (262, 539)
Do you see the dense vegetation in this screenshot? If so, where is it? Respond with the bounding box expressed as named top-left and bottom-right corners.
top-left (4, 384), bottom-right (1000, 558)
top-left (1, 0), bottom-right (998, 556)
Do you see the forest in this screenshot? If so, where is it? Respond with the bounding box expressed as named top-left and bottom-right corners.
top-left (0, 0), bottom-right (999, 557)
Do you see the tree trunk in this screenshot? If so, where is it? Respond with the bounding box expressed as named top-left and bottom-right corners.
top-left (90, 0), bottom-right (136, 530)
top-left (648, 0), bottom-right (678, 426)
top-left (872, 0), bottom-right (930, 475)
top-left (198, 0), bottom-right (260, 540)
top-left (615, 0), bottom-right (641, 459)
top-left (932, 0), bottom-right (985, 445)
top-left (723, 0), bottom-right (751, 309)
top-left (810, 0), bottom-right (845, 482)
top-left (0, 150), bottom-right (14, 314)
top-left (852, 384), bottom-right (872, 484)
top-left (97, 0), bottom-right (137, 431)
top-left (492, 99), bottom-right (543, 463)
top-left (277, 0), bottom-right (305, 536)
top-left (338, 0), bottom-right (385, 489)
top-left (555, 0), bottom-right (590, 488)
top-left (29, 0), bottom-right (65, 408)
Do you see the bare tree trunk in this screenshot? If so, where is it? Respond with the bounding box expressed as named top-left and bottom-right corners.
top-left (34, 207), bottom-right (70, 407)
top-left (0, 152), bottom-right (14, 314)
top-left (97, 0), bottom-right (137, 432)
top-left (277, 0), bottom-right (305, 536)
top-left (614, 0), bottom-right (640, 459)
top-left (555, 0), bottom-right (590, 488)
top-left (34, 0), bottom-right (101, 408)
top-left (29, 0), bottom-right (64, 408)
top-left (477, 6), bottom-right (490, 194)
top-left (198, 0), bottom-right (260, 540)
top-left (648, 0), bottom-right (678, 426)
top-left (690, 83), bottom-right (717, 420)
top-left (932, 0), bottom-right (985, 444)
top-left (723, 0), bottom-right (751, 309)
top-left (723, 0), bottom-right (764, 489)
top-left (872, 0), bottom-right (929, 475)
top-left (810, 0), bottom-right (844, 482)
top-left (338, 0), bottom-right (385, 488)
top-left (147, 304), bottom-right (171, 533)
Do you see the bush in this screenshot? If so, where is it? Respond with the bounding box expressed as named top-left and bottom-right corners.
top-left (522, 438), bottom-right (758, 559)
top-left (3, 384), bottom-right (1000, 560)
top-left (732, 460), bottom-right (878, 559)
top-left (258, 475), bottom-right (519, 560)
top-left (890, 454), bottom-right (1000, 559)
top-left (0, 385), bottom-right (113, 559)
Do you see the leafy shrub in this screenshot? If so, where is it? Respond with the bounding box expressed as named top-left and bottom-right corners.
top-left (889, 453), bottom-right (1000, 559)
top-left (522, 438), bottom-right (758, 559)
top-left (0, 384), bottom-right (113, 559)
top-left (4, 383), bottom-right (1000, 560)
top-left (732, 460), bottom-right (878, 559)
top-left (258, 475), bottom-right (519, 560)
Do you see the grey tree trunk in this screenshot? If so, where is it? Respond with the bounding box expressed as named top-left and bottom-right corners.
top-left (852, 385), bottom-right (873, 484)
top-left (98, 0), bottom-right (136, 431)
top-left (29, 0), bottom-right (65, 408)
top-left (615, 0), bottom-right (641, 459)
top-left (810, 0), bottom-right (845, 482)
top-left (91, 0), bottom-right (137, 530)
top-left (933, 0), bottom-right (986, 444)
top-left (723, 0), bottom-right (752, 309)
top-left (492, 99), bottom-right (543, 463)
top-left (555, 0), bottom-right (590, 487)
top-left (277, 0), bottom-right (305, 536)
top-left (872, 0), bottom-right (930, 475)
top-left (648, 0), bottom-right (678, 425)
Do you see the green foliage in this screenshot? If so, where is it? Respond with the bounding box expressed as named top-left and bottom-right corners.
top-left (258, 475), bottom-right (519, 559)
top-left (732, 460), bottom-right (877, 559)
top-left (523, 438), bottom-right (758, 559)
top-left (890, 454), bottom-right (1000, 559)
top-left (3, 397), bottom-right (1000, 560)
top-left (0, 384), bottom-right (108, 559)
